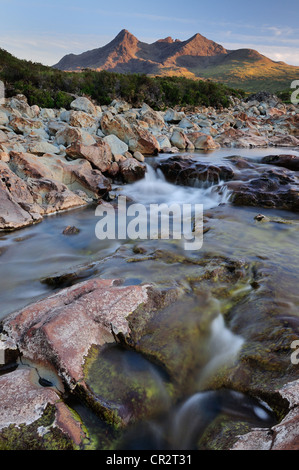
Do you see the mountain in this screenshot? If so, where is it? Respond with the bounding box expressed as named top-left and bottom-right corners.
top-left (54, 29), bottom-right (299, 92)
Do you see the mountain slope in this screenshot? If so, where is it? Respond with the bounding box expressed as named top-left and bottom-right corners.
top-left (53, 30), bottom-right (299, 92)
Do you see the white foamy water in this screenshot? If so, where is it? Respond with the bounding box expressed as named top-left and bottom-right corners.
top-left (123, 164), bottom-right (231, 208)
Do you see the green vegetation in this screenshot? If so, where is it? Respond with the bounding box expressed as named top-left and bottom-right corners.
top-left (0, 48), bottom-right (245, 109)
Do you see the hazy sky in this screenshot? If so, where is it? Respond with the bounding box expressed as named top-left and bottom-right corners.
top-left (0, 0), bottom-right (298, 66)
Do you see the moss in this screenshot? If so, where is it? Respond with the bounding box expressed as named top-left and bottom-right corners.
top-left (0, 404), bottom-right (74, 450)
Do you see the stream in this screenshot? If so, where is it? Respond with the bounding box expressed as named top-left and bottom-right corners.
top-left (1, 148), bottom-right (299, 449)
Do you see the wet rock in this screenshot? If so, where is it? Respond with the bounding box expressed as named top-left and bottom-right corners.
top-left (0, 368), bottom-right (88, 450)
top-left (157, 155), bottom-right (234, 186)
top-left (269, 134), bottom-right (299, 147)
top-left (228, 167), bottom-right (299, 212)
top-left (232, 380), bottom-right (299, 450)
top-left (1, 279), bottom-right (164, 387)
top-left (261, 155), bottom-right (299, 171)
top-left (62, 225), bottom-right (80, 235)
top-left (119, 158), bottom-right (146, 183)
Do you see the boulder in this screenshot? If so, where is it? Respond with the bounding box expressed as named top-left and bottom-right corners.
top-left (8, 117), bottom-right (44, 135)
top-left (170, 129), bottom-right (194, 150)
top-left (157, 155), bottom-right (234, 186)
top-left (69, 110), bottom-right (97, 130)
top-left (70, 97), bottom-right (96, 115)
top-left (261, 155), bottom-right (299, 171)
top-left (164, 108), bottom-right (185, 123)
top-left (103, 134), bottom-right (129, 156)
top-left (119, 157), bottom-right (146, 183)
top-left (65, 140), bottom-right (113, 173)
top-left (55, 126), bottom-right (96, 147)
top-left (0, 368), bottom-right (88, 450)
top-left (29, 141), bottom-right (60, 156)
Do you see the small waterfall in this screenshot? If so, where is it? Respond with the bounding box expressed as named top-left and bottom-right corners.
top-left (123, 163), bottom-right (231, 209)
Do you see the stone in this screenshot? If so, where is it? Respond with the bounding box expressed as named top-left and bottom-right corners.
top-left (103, 134), bottom-right (129, 156)
top-left (133, 151), bottom-right (145, 162)
top-left (158, 155), bottom-right (234, 186)
top-left (261, 155), bottom-right (299, 171)
top-left (164, 109), bottom-right (185, 123)
top-left (193, 135), bottom-right (220, 150)
top-left (65, 140), bottom-right (113, 173)
top-left (1, 279), bottom-right (156, 387)
top-left (119, 158), bottom-right (146, 183)
top-left (70, 97), bottom-right (96, 115)
top-left (170, 129), bottom-right (193, 150)
top-left (62, 226), bottom-right (80, 235)
top-left (40, 108), bottom-right (56, 120)
top-left (69, 110), bottom-right (96, 130)
top-left (9, 117), bottom-right (44, 135)
top-left (55, 126), bottom-right (96, 147)
top-left (0, 111), bottom-right (9, 126)
top-left (29, 141), bottom-right (60, 156)
top-left (0, 368), bottom-right (88, 449)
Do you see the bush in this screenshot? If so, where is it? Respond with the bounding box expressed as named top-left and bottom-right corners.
top-left (0, 48), bottom-right (245, 110)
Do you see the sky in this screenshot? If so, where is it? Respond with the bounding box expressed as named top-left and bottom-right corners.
top-left (0, 0), bottom-right (298, 66)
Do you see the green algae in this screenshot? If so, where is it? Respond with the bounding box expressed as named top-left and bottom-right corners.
top-left (0, 404), bottom-right (74, 451)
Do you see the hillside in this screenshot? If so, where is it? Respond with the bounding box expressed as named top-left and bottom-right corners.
top-left (0, 48), bottom-right (245, 110)
top-left (54, 29), bottom-right (299, 92)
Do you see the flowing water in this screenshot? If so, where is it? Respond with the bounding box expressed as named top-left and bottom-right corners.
top-left (0, 148), bottom-right (299, 449)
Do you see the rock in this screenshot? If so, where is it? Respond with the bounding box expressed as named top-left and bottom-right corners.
top-left (65, 140), bottom-right (113, 173)
top-left (9, 152), bottom-right (111, 199)
top-left (232, 380), bottom-right (299, 450)
top-left (110, 99), bottom-right (131, 113)
top-left (62, 226), bottom-right (80, 235)
top-left (103, 134), bottom-right (129, 156)
top-left (0, 368), bottom-right (88, 449)
top-left (129, 125), bottom-right (160, 155)
top-left (119, 158), bottom-right (146, 183)
top-left (157, 155), bottom-right (234, 186)
top-left (0, 151), bottom-right (10, 162)
top-left (164, 109), bottom-right (185, 123)
top-left (0, 111), bottom-right (9, 126)
top-left (269, 134), bottom-right (299, 147)
top-left (70, 97), bottom-right (96, 115)
top-left (139, 103), bottom-right (165, 132)
top-left (261, 155), bottom-right (299, 171)
top-left (178, 117), bottom-right (194, 129)
top-left (27, 179), bottom-right (87, 215)
top-left (1, 279), bottom-right (155, 386)
top-left (39, 108), bottom-right (56, 120)
top-left (0, 161), bottom-right (42, 230)
top-left (170, 129), bottom-right (194, 150)
top-left (228, 167), bottom-right (299, 212)
top-left (215, 128), bottom-right (268, 148)
top-left (9, 117), bottom-right (44, 135)
top-left (101, 113), bottom-right (160, 155)
top-left (47, 120), bottom-right (67, 136)
top-left (29, 141), bottom-right (60, 156)
top-left (156, 135), bottom-right (172, 150)
top-left (192, 134), bottom-right (220, 150)
top-left (55, 126), bottom-right (96, 147)
top-left (69, 110), bottom-right (96, 130)
top-left (133, 151), bottom-right (145, 162)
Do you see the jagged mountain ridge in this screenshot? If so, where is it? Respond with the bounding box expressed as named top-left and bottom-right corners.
top-left (53, 29), bottom-right (299, 92)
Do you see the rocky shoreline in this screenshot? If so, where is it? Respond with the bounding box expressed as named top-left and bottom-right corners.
top-left (0, 91), bottom-right (299, 450)
top-left (0, 92), bottom-right (298, 231)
